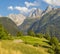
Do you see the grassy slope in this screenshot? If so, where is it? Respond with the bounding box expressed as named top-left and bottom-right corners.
top-left (0, 36), bottom-right (50, 54)
top-left (20, 36), bottom-right (50, 46)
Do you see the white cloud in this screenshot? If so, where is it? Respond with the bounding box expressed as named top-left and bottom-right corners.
top-left (25, 1), bottom-right (39, 7)
top-left (8, 6), bottom-right (13, 10)
top-left (7, 0), bottom-right (40, 15)
top-left (15, 6), bottom-right (29, 13)
top-left (8, 5), bottom-right (37, 15)
top-left (43, 0), bottom-right (60, 6)
top-left (14, 6), bottom-right (37, 14)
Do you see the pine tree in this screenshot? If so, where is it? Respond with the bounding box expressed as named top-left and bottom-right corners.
top-left (0, 24), bottom-right (8, 39)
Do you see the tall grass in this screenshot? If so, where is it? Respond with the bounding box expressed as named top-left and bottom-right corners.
top-left (0, 40), bottom-right (49, 54)
top-left (19, 36), bottom-right (49, 46)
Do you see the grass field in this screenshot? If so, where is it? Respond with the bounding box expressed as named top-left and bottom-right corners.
top-left (20, 36), bottom-right (50, 46)
top-left (0, 36), bottom-right (50, 54)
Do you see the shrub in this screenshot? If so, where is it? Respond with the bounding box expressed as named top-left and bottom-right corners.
top-left (17, 31), bottom-right (23, 37)
top-left (27, 30), bottom-right (35, 37)
top-left (50, 36), bottom-right (60, 54)
top-left (0, 24), bottom-right (9, 40)
top-left (50, 36), bottom-right (59, 46)
top-left (36, 33), bottom-right (44, 38)
top-left (44, 33), bottom-right (51, 40)
top-left (55, 45), bottom-right (60, 54)
top-left (48, 48), bottom-right (54, 54)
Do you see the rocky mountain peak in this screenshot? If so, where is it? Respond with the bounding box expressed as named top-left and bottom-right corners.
top-left (8, 14), bottom-right (26, 26)
top-left (45, 6), bottom-right (54, 13)
top-left (29, 8), bottom-right (43, 18)
top-left (42, 6), bottom-right (54, 16)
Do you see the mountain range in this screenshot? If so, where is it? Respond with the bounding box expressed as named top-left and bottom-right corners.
top-left (29, 8), bottom-right (60, 40)
top-left (0, 5), bottom-right (60, 40)
top-left (18, 6), bottom-right (56, 34)
top-left (8, 6), bottom-right (54, 27)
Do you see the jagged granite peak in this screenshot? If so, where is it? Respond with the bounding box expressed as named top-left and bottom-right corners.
top-left (8, 14), bottom-right (26, 26)
top-left (29, 6), bottom-right (56, 18)
top-left (29, 8), bottom-right (43, 18)
top-left (42, 6), bottom-right (54, 16)
top-left (45, 6), bottom-right (54, 12)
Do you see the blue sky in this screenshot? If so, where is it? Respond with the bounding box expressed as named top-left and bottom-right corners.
top-left (0, 0), bottom-right (60, 16)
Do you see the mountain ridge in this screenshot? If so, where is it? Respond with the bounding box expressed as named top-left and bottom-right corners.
top-left (29, 8), bottom-right (43, 18)
top-left (8, 14), bottom-right (26, 26)
top-left (29, 8), bottom-right (60, 40)
top-left (0, 17), bottom-right (19, 35)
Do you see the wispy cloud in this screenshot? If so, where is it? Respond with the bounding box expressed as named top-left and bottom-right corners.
top-left (25, 1), bottom-right (39, 7)
top-left (7, 0), bottom-right (41, 15)
top-left (43, 0), bottom-right (60, 6)
top-left (8, 6), bottom-right (13, 10)
top-left (15, 6), bottom-right (29, 13)
top-left (14, 6), bottom-right (36, 14)
top-left (8, 6), bottom-right (36, 15)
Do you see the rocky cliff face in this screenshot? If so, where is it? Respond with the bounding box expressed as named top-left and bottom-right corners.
top-left (18, 6), bottom-right (56, 34)
top-left (45, 6), bottom-right (54, 13)
top-left (29, 8), bottom-right (43, 18)
top-left (29, 6), bottom-right (56, 18)
top-left (29, 8), bottom-right (60, 40)
top-left (42, 6), bottom-right (55, 16)
top-left (8, 14), bottom-right (26, 26)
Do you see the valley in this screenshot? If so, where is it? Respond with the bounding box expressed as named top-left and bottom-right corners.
top-left (0, 2), bottom-right (60, 54)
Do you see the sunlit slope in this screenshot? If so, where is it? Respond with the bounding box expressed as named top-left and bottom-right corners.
top-left (0, 36), bottom-right (50, 54)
